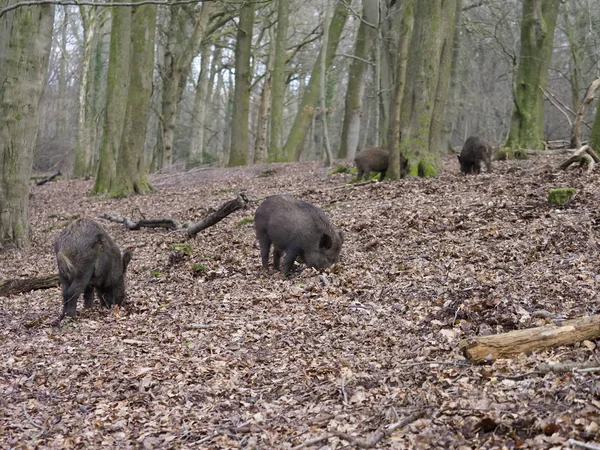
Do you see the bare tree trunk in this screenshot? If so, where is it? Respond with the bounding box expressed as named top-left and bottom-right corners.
top-left (228, 2), bottom-right (255, 167)
top-left (319, 0), bottom-right (333, 166)
top-left (189, 43), bottom-right (211, 166)
top-left (268, 0), bottom-right (290, 162)
top-left (111, 0), bottom-right (157, 197)
top-left (92, 0), bottom-right (132, 194)
top-left (160, 3), bottom-right (214, 169)
top-left (73, 6), bottom-right (100, 178)
top-left (0, 2), bottom-right (55, 249)
top-left (505, 0), bottom-right (561, 150)
top-left (57, 8), bottom-right (69, 136)
top-left (338, 0), bottom-right (376, 160)
top-left (283, 1), bottom-right (349, 161)
top-left (254, 32), bottom-right (274, 164)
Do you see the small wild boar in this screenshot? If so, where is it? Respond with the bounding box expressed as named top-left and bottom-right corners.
top-left (254, 195), bottom-right (344, 275)
top-left (354, 147), bottom-right (389, 182)
top-left (458, 136), bottom-right (492, 174)
top-left (55, 218), bottom-right (132, 317)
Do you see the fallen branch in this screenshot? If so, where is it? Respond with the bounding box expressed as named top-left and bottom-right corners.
top-left (567, 439), bottom-right (600, 450)
top-left (537, 361), bottom-right (600, 374)
top-left (559, 145), bottom-right (599, 173)
top-left (460, 314), bottom-right (600, 363)
top-left (291, 410), bottom-right (425, 450)
top-left (98, 193), bottom-right (250, 237)
top-left (35, 171), bottom-right (62, 186)
top-left (0, 274), bottom-right (60, 296)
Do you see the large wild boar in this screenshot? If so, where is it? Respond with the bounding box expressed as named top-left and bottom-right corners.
top-left (354, 147), bottom-right (389, 182)
top-left (55, 218), bottom-right (132, 317)
top-left (254, 195), bottom-right (344, 275)
top-left (458, 136), bottom-right (492, 174)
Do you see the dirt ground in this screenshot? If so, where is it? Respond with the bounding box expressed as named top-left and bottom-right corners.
top-left (1, 154), bottom-right (599, 449)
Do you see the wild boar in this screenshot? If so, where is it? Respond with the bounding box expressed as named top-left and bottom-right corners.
top-left (254, 195), bottom-right (344, 275)
top-left (458, 136), bottom-right (492, 174)
top-left (354, 147), bottom-right (389, 182)
top-left (55, 218), bottom-right (132, 317)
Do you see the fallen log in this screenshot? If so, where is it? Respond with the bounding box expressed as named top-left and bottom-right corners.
top-left (98, 193), bottom-right (250, 237)
top-left (559, 145), bottom-right (599, 173)
top-left (35, 171), bottom-right (62, 186)
top-left (460, 314), bottom-right (600, 363)
top-left (0, 274), bottom-right (60, 296)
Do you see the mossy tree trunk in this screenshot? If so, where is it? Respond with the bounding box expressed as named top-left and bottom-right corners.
top-left (388, 0), bottom-right (414, 178)
top-left (92, 0), bottom-right (132, 194)
top-left (338, 0), bottom-right (376, 160)
top-left (268, 0), bottom-right (290, 162)
top-left (394, 0), bottom-right (458, 178)
top-left (227, 2), bottom-right (254, 167)
top-left (73, 6), bottom-right (101, 178)
top-left (189, 43), bottom-right (211, 167)
top-left (111, 1), bottom-right (157, 197)
top-left (254, 30), bottom-right (274, 164)
top-left (283, 1), bottom-right (349, 162)
top-left (591, 100), bottom-right (600, 153)
top-left (160, 3), bottom-right (214, 169)
top-left (0, 1), bottom-right (54, 249)
top-left (505, 0), bottom-right (561, 150)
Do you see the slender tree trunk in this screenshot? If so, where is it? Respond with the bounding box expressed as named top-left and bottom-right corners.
top-left (57, 8), bottom-right (69, 136)
top-left (505, 0), bottom-right (561, 150)
top-left (92, 0), bottom-right (132, 194)
top-left (111, 1), bottom-right (157, 197)
top-left (319, 0), bottom-right (334, 165)
top-left (160, 3), bottom-right (214, 169)
top-left (283, 1), bottom-right (349, 161)
top-left (388, 0), bottom-right (414, 178)
top-left (254, 32), bottom-right (274, 164)
top-left (563, 2), bottom-right (581, 112)
top-left (189, 43), bottom-right (211, 166)
top-left (90, 10), bottom-right (109, 174)
top-left (0, 1), bottom-right (55, 249)
top-left (221, 74), bottom-right (234, 166)
top-left (73, 6), bottom-right (100, 178)
top-left (338, 1), bottom-right (376, 160)
top-left (395, 0), bottom-right (458, 177)
top-left (204, 48), bottom-right (221, 164)
top-left (591, 100), bottom-right (600, 153)
top-left (228, 2), bottom-right (255, 167)
top-left (268, 0), bottom-right (290, 162)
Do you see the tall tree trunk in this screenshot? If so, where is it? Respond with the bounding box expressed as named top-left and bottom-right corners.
top-left (254, 31), bottom-right (274, 165)
top-left (221, 74), bottom-right (234, 166)
top-left (591, 100), bottom-right (600, 153)
top-left (0, 1), bottom-right (55, 249)
top-left (92, 0), bottom-right (132, 194)
top-left (388, 0), bottom-right (414, 178)
top-left (319, 0), bottom-right (334, 166)
top-left (204, 47), bottom-right (221, 164)
top-left (338, 0), bottom-right (376, 160)
top-left (189, 43), bottom-right (211, 167)
top-left (73, 6), bottom-right (100, 178)
top-left (505, 0), bottom-right (561, 150)
top-left (395, 0), bottom-right (458, 177)
top-left (228, 3), bottom-right (255, 167)
top-left (160, 3), bottom-right (214, 169)
top-left (563, 2), bottom-right (582, 112)
top-left (268, 0), bottom-right (290, 162)
top-left (111, 1), bottom-right (157, 197)
top-left (283, 2), bottom-right (349, 161)
top-left (57, 8), bottom-right (69, 136)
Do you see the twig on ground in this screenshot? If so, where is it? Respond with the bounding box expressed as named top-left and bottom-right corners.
top-left (186, 316), bottom-right (295, 330)
top-left (395, 361), bottom-right (470, 368)
top-left (567, 439), bottom-right (600, 450)
top-left (538, 361), bottom-right (600, 374)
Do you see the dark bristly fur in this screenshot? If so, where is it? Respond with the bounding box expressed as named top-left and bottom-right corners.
top-left (458, 136), bottom-right (492, 174)
top-left (254, 195), bottom-right (344, 275)
top-left (55, 218), bottom-right (132, 317)
top-left (354, 147), bottom-right (390, 182)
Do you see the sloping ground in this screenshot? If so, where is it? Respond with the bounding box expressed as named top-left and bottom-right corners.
top-left (1, 154), bottom-right (599, 449)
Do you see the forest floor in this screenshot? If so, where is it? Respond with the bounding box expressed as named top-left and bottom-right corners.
top-left (1, 153), bottom-right (600, 449)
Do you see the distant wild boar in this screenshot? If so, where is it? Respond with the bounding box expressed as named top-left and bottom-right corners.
top-left (354, 147), bottom-right (389, 182)
top-left (55, 219), bottom-right (132, 317)
top-left (254, 195), bottom-right (344, 275)
top-left (458, 136), bottom-right (492, 174)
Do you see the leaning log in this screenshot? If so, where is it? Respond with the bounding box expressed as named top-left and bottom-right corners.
top-left (460, 314), bottom-right (600, 363)
top-left (36, 171), bottom-right (62, 186)
top-left (0, 274), bottom-right (60, 296)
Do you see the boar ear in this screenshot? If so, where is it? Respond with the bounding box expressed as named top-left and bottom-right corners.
top-left (319, 233), bottom-right (333, 250)
top-left (122, 249), bottom-right (133, 273)
top-left (338, 230), bottom-right (344, 243)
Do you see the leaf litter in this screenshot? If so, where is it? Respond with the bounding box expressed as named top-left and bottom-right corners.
top-left (1, 154), bottom-right (600, 448)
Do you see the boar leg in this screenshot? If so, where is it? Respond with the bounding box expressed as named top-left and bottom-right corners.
top-left (83, 285), bottom-right (95, 308)
top-left (282, 249), bottom-right (299, 275)
top-left (62, 280), bottom-right (87, 316)
top-left (364, 170), bottom-right (371, 181)
top-left (273, 247), bottom-right (283, 270)
top-left (356, 168), bottom-right (364, 182)
top-left (378, 170), bottom-right (387, 181)
top-left (257, 232), bottom-right (271, 268)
